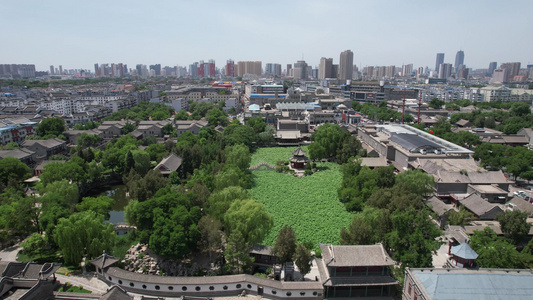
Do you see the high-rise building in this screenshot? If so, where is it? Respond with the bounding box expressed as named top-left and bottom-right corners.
top-left (293, 60), bottom-right (308, 80)
top-left (338, 50), bottom-right (354, 81)
top-left (149, 64), bottom-right (161, 76)
top-left (236, 61), bottom-right (262, 76)
top-left (265, 63), bottom-right (281, 77)
top-left (491, 68), bottom-right (508, 83)
top-left (454, 50), bottom-right (464, 71)
top-left (488, 62), bottom-right (497, 76)
top-left (59, 65), bottom-right (63, 75)
top-left (435, 53), bottom-right (445, 73)
top-left (528, 65), bottom-right (533, 80)
top-left (50, 65), bottom-right (55, 75)
top-left (318, 57), bottom-right (333, 79)
top-left (385, 65), bottom-right (396, 78)
top-left (136, 64), bottom-right (142, 77)
top-left (225, 60), bottom-right (235, 77)
top-left (500, 62), bottom-right (521, 80)
top-left (286, 64), bottom-right (292, 77)
top-left (401, 64), bottom-right (413, 77)
top-left (208, 59), bottom-right (216, 77)
top-left (438, 63), bottom-right (452, 79)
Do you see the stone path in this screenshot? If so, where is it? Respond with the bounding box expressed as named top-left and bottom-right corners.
top-left (0, 245), bottom-right (21, 262)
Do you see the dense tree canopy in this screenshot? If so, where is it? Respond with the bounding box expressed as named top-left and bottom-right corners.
top-left (36, 117), bottom-right (65, 137)
top-left (272, 225), bottom-right (297, 264)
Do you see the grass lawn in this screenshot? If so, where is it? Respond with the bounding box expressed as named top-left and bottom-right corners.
top-left (250, 146), bottom-right (309, 166)
top-left (62, 285), bottom-right (92, 293)
top-left (250, 147), bottom-right (352, 252)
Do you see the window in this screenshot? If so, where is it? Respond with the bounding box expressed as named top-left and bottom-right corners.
top-left (223, 286), bottom-right (228, 290)
top-left (247, 284), bottom-right (252, 289)
top-left (155, 285), bottom-right (160, 290)
top-left (272, 290), bottom-right (277, 295)
top-left (182, 287), bottom-right (187, 291)
top-left (108, 276), bottom-right (112, 281)
top-left (130, 282), bottom-right (134, 287)
top-left (236, 284), bottom-right (242, 289)
top-left (142, 285), bottom-right (147, 289)
top-left (313, 292), bottom-right (318, 296)
top-left (286, 292), bottom-right (292, 296)
top-left (168, 286), bottom-right (173, 290)
top-left (300, 292), bottom-right (306, 296)
top-left (408, 283), bottom-right (412, 296)
top-left (118, 280), bottom-right (123, 284)
top-left (195, 286), bottom-right (201, 291)
top-left (209, 286), bottom-right (214, 291)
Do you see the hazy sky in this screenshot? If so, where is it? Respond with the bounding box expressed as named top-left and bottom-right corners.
top-left (1, 0), bottom-right (532, 72)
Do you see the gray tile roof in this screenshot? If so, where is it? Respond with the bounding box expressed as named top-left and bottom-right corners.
top-left (425, 196), bottom-right (455, 217)
top-left (154, 153), bottom-right (182, 174)
top-left (320, 244), bottom-right (395, 267)
top-left (100, 285), bottom-right (133, 300)
top-left (460, 194), bottom-right (503, 218)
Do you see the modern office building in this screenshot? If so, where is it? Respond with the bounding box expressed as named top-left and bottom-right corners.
top-left (454, 50), bottom-right (464, 71)
top-left (236, 61), bottom-right (262, 76)
top-left (438, 63), bottom-right (453, 79)
top-left (225, 60), bottom-right (235, 77)
top-left (401, 64), bottom-right (413, 77)
top-left (318, 57), bottom-right (334, 79)
top-left (293, 60), bottom-right (308, 80)
top-left (501, 62), bottom-right (521, 80)
top-left (338, 50), bottom-right (354, 81)
top-left (435, 53), bottom-right (445, 73)
top-left (265, 63), bottom-right (281, 77)
top-left (487, 62), bottom-right (497, 76)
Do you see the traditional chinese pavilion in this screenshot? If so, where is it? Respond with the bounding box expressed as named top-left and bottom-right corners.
top-left (289, 146), bottom-right (309, 169)
top-left (449, 242), bottom-right (478, 268)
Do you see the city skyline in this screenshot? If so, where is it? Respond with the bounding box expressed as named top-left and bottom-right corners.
top-left (1, 0), bottom-right (532, 71)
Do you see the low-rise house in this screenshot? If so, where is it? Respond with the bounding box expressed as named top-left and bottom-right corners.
top-left (154, 153), bottom-right (182, 175)
top-left (403, 267), bottom-right (533, 300)
top-left (0, 148), bottom-right (36, 166)
top-left (21, 138), bottom-right (67, 161)
top-left (97, 120), bottom-right (130, 139)
top-left (175, 120), bottom-right (208, 136)
top-left (0, 261), bottom-right (60, 300)
top-left (425, 196), bottom-right (456, 228)
top-left (135, 120), bottom-right (171, 138)
top-left (505, 196), bottom-right (533, 217)
top-left (34, 160), bottom-right (65, 176)
top-left (62, 129), bottom-right (103, 145)
top-left (249, 244), bottom-right (277, 267)
top-left (459, 193), bottom-right (504, 220)
top-left (318, 244), bottom-right (398, 298)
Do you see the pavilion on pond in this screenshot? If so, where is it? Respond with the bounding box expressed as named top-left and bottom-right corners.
top-left (289, 146), bottom-right (309, 169)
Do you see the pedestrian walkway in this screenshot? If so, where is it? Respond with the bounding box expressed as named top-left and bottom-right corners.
top-left (56, 273), bottom-right (110, 294)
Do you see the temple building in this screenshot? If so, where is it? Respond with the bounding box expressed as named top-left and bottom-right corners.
top-left (289, 146), bottom-right (309, 169)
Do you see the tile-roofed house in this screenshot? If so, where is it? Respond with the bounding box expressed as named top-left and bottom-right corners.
top-left (517, 127), bottom-right (533, 146)
top-left (62, 129), bottom-right (103, 145)
top-left (34, 160), bottom-right (65, 176)
top-left (0, 148), bottom-right (35, 166)
top-left (136, 120), bottom-right (171, 138)
top-left (100, 285), bottom-right (133, 300)
top-left (433, 170), bottom-right (510, 200)
top-left (154, 153), bottom-right (182, 175)
top-left (90, 253), bottom-right (121, 273)
top-left (455, 119), bottom-right (472, 128)
top-left (97, 120), bottom-right (130, 139)
top-left (357, 157), bottom-right (388, 168)
top-left (459, 193), bottom-right (504, 220)
top-left (425, 196), bottom-right (456, 228)
top-left (249, 244), bottom-right (277, 266)
top-left (0, 261), bottom-right (60, 300)
top-left (319, 244), bottom-right (398, 298)
top-left (175, 120), bottom-right (208, 136)
top-left (21, 137), bottom-right (67, 161)
top-left (506, 196), bottom-right (533, 217)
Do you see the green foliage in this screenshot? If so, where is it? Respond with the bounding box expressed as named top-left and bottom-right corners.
top-left (225, 144), bottom-right (251, 171)
top-left (37, 117), bottom-right (65, 137)
top-left (308, 123), bottom-right (350, 160)
top-left (470, 227), bottom-right (527, 268)
top-left (21, 233), bottom-right (47, 261)
top-left (293, 243), bottom-right (312, 279)
top-left (428, 98), bottom-right (445, 109)
top-left (224, 199), bottom-right (273, 246)
top-left (76, 133), bottom-right (102, 147)
top-left (76, 196), bottom-right (115, 219)
top-left (54, 211), bottom-right (115, 266)
top-left (447, 207), bottom-right (475, 226)
top-left (104, 102), bottom-right (173, 122)
top-left (272, 226), bottom-right (297, 264)
top-left (197, 215), bottom-right (222, 262)
top-left (496, 210), bottom-right (531, 245)
top-left (208, 186), bottom-right (249, 222)
top-left (386, 208), bottom-right (442, 268)
top-left (73, 121), bottom-right (100, 130)
top-left (40, 160), bottom-right (86, 186)
top-left (206, 108), bottom-right (229, 127)
top-left (224, 231), bottom-right (253, 274)
top-left (0, 157), bottom-right (30, 190)
top-left (340, 207), bottom-right (390, 245)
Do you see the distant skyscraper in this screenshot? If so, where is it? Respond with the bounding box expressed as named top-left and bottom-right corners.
top-left (293, 60), bottom-right (308, 80)
top-left (435, 53), bottom-right (445, 73)
top-left (50, 65), bottom-right (55, 75)
top-left (500, 62), bottom-right (521, 80)
top-left (59, 65), bottom-right (63, 75)
top-left (438, 63), bottom-right (452, 79)
top-left (491, 68), bottom-right (508, 83)
top-left (454, 50), bottom-right (465, 71)
top-left (338, 50), bottom-right (354, 81)
top-left (318, 57), bottom-right (333, 79)
top-left (286, 64), bottom-right (292, 76)
top-left (488, 62), bottom-right (497, 76)
top-left (136, 64), bottom-right (142, 77)
top-left (401, 64), bottom-right (413, 77)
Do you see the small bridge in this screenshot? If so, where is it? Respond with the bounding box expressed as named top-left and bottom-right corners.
top-left (249, 162), bottom-right (276, 171)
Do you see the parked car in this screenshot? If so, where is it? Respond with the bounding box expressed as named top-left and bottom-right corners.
top-left (514, 191), bottom-right (527, 198)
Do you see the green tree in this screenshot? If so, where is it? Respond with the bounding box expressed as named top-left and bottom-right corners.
top-left (76, 133), bottom-right (102, 147)
top-left (293, 243), bottom-right (312, 280)
top-left (0, 157), bottom-right (31, 190)
top-left (207, 186), bottom-right (249, 222)
top-left (21, 233), bottom-right (47, 261)
top-left (246, 117), bottom-right (267, 133)
top-left (224, 199), bottom-right (273, 245)
top-left (271, 226), bottom-right (297, 265)
top-left (197, 215), bottom-right (222, 263)
top-left (496, 210), bottom-right (531, 245)
top-left (36, 117), bottom-right (65, 137)
top-left (428, 98), bottom-right (445, 109)
top-left (54, 211), bottom-right (115, 266)
top-left (175, 110), bottom-right (189, 120)
top-left (76, 196), bottom-right (115, 219)
top-left (224, 231), bottom-right (253, 274)
top-left (447, 207), bottom-right (475, 226)
top-left (386, 208), bottom-right (442, 268)
top-left (206, 109), bottom-right (229, 127)
top-left (510, 101), bottom-right (531, 117)
top-left (225, 144), bottom-right (251, 171)
top-left (308, 123), bottom-right (350, 160)
top-left (470, 227), bottom-right (525, 268)
top-left (40, 160), bottom-right (86, 186)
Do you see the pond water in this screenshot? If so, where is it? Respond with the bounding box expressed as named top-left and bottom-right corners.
top-left (90, 185), bottom-right (129, 224)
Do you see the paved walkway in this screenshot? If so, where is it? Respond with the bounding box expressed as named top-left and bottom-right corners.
top-left (56, 273), bottom-right (109, 295)
top-left (0, 245), bottom-right (21, 262)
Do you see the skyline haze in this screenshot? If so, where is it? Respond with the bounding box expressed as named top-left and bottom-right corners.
top-left (1, 0), bottom-right (532, 72)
